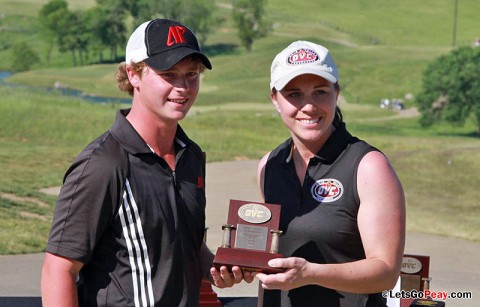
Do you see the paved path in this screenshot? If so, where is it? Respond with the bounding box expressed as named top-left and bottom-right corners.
top-left (1, 161), bottom-right (478, 306)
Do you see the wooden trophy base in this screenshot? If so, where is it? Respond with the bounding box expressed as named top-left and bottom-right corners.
top-left (213, 247), bottom-right (284, 274)
top-left (199, 280), bottom-right (221, 307)
top-left (409, 299), bottom-right (445, 306)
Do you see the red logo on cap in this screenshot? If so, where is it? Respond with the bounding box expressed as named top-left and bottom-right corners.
top-left (287, 48), bottom-right (318, 65)
top-left (167, 26), bottom-right (186, 46)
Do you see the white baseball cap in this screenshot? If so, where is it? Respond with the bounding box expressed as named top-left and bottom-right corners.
top-left (270, 40), bottom-right (338, 90)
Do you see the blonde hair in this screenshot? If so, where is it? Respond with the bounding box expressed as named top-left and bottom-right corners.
top-left (115, 62), bottom-right (145, 96)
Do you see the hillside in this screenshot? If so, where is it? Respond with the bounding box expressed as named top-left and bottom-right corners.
top-left (2, 0), bottom-right (480, 107)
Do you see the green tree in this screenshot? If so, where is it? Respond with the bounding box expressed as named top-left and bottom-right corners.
top-left (416, 47), bottom-right (480, 136)
top-left (182, 0), bottom-right (219, 46)
top-left (95, 0), bottom-right (129, 61)
top-left (38, 0), bottom-right (89, 66)
top-left (10, 42), bottom-right (40, 72)
top-left (84, 7), bottom-right (108, 63)
top-left (133, 0), bottom-right (219, 46)
top-left (232, 0), bottom-right (271, 52)
top-left (38, 0), bottom-right (69, 63)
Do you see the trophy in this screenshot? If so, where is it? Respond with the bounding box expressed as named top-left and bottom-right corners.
top-left (213, 199), bottom-right (284, 274)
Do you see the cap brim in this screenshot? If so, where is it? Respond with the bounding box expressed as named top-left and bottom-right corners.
top-left (272, 67), bottom-right (337, 90)
top-left (144, 47), bottom-right (212, 71)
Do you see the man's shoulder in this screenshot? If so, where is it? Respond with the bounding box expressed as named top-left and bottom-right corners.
top-left (71, 130), bottom-right (129, 173)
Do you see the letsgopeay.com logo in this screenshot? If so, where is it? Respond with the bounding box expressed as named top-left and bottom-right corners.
top-left (311, 178), bottom-right (344, 203)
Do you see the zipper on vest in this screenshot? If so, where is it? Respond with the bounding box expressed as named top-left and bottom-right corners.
top-left (172, 170), bottom-right (177, 187)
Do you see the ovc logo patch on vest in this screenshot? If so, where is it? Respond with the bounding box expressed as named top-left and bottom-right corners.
top-left (311, 178), bottom-right (344, 203)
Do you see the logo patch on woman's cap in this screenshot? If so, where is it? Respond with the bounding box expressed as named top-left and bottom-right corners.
top-left (287, 48), bottom-right (319, 65)
top-left (311, 178), bottom-right (344, 203)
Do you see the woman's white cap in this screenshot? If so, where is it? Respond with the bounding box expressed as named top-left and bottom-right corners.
top-left (270, 40), bottom-right (338, 90)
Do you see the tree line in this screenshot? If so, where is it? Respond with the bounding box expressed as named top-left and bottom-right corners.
top-left (417, 46), bottom-right (480, 136)
top-left (15, 0), bottom-right (480, 135)
top-left (34, 0), bottom-right (270, 67)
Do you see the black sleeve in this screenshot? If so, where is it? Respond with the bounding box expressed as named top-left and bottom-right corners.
top-left (46, 133), bottom-right (127, 263)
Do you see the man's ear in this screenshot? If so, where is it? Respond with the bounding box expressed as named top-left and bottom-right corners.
top-left (126, 65), bottom-right (141, 88)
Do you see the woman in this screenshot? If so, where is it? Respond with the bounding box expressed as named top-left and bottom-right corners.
top-left (255, 40), bottom-right (406, 306)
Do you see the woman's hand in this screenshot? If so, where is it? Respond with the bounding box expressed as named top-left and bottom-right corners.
top-left (255, 257), bottom-right (313, 291)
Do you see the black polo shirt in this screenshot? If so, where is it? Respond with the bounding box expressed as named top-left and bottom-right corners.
top-left (46, 109), bottom-right (206, 306)
top-left (262, 123), bottom-right (386, 307)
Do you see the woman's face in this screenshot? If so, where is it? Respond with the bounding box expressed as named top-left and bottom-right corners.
top-left (272, 74), bottom-right (339, 147)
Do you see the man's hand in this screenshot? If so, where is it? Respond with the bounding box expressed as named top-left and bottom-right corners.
top-left (209, 266), bottom-right (255, 288)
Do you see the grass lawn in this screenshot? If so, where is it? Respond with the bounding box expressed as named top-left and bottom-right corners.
top-left (0, 0), bottom-right (479, 254)
top-left (1, 86), bottom-right (479, 254)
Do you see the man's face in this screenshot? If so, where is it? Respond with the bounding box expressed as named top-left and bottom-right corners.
top-left (133, 57), bottom-right (201, 124)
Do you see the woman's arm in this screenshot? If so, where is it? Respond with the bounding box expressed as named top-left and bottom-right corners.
top-left (257, 152), bottom-right (270, 200)
top-left (256, 151), bottom-right (406, 293)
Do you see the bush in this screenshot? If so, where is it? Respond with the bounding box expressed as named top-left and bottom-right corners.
top-left (10, 42), bottom-right (40, 72)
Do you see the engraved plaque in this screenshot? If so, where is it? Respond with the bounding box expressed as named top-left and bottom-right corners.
top-left (213, 199), bottom-right (284, 274)
top-left (235, 224), bottom-right (268, 251)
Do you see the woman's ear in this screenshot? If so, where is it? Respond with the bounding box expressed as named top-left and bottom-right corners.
top-left (271, 91), bottom-right (281, 113)
top-left (274, 103), bottom-right (281, 113)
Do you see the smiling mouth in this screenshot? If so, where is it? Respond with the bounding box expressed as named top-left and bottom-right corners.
top-left (298, 118), bottom-right (320, 124)
top-left (169, 98), bottom-right (188, 104)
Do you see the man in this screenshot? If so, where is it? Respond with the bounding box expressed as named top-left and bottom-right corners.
top-left (42, 19), bottom-right (250, 307)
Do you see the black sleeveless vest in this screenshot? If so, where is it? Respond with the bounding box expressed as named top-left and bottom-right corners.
top-left (262, 123), bottom-right (386, 307)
